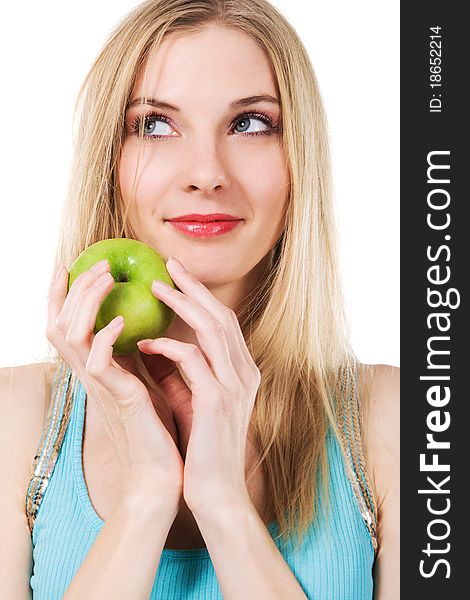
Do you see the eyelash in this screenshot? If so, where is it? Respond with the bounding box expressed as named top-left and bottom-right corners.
top-left (129, 110), bottom-right (279, 140)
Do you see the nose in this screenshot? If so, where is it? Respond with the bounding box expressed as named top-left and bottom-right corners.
top-left (182, 137), bottom-right (229, 195)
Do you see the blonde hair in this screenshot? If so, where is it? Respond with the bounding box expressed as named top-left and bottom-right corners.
top-left (46, 0), bottom-right (372, 551)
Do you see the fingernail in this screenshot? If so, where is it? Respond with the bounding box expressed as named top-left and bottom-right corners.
top-left (92, 259), bottom-right (109, 272)
top-left (108, 315), bottom-right (124, 328)
top-left (152, 280), bottom-right (172, 293)
top-left (167, 257), bottom-right (186, 272)
top-left (137, 339), bottom-right (153, 346)
top-left (93, 271), bottom-right (113, 287)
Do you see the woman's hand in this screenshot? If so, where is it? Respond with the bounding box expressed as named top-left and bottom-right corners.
top-left (137, 257), bottom-right (261, 516)
top-left (46, 260), bottom-right (184, 507)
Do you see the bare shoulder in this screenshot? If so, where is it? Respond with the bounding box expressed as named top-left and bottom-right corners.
top-left (0, 363), bottom-right (57, 596)
top-left (357, 363), bottom-right (400, 591)
top-left (0, 362), bottom-right (57, 500)
top-left (357, 363), bottom-right (400, 500)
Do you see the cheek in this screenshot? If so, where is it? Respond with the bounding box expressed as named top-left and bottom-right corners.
top-left (118, 145), bottom-right (142, 206)
top-left (245, 149), bottom-right (289, 224)
top-left (118, 143), bottom-right (169, 209)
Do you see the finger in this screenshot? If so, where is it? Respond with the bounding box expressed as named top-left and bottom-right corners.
top-left (165, 257), bottom-right (251, 368)
top-left (222, 309), bottom-right (261, 385)
top-left (137, 337), bottom-right (218, 400)
top-left (85, 316), bottom-right (139, 400)
top-left (46, 264), bottom-right (69, 339)
top-left (151, 280), bottom-right (237, 386)
top-left (66, 270), bottom-right (115, 352)
top-left (169, 258), bottom-right (261, 382)
top-left (57, 259), bottom-right (110, 332)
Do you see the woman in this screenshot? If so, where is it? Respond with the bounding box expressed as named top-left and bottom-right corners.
top-left (0, 0), bottom-right (399, 598)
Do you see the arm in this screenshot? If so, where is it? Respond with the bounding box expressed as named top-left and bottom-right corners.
top-left (190, 365), bottom-right (400, 600)
top-left (46, 258), bottom-right (185, 598)
top-left (0, 362), bottom-right (57, 600)
top-left (0, 363), bottom-right (177, 600)
top-left (63, 495), bottom-right (178, 599)
top-left (192, 500), bottom-right (307, 600)
top-left (138, 261), bottom-right (308, 599)
top-left (360, 364), bottom-right (400, 600)
top-left (0, 366), bottom-right (34, 600)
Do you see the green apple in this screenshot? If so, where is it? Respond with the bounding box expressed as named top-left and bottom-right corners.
top-left (67, 238), bottom-right (176, 355)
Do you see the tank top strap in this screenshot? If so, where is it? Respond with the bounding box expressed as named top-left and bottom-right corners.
top-left (335, 360), bottom-right (379, 555)
top-left (25, 362), bottom-right (77, 535)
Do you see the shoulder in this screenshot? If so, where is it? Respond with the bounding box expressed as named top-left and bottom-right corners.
top-left (0, 363), bottom-right (56, 593)
top-left (357, 363), bottom-right (399, 576)
top-left (0, 362), bottom-right (57, 499)
top-left (357, 363), bottom-right (399, 503)
top-left (0, 361), bottom-right (56, 419)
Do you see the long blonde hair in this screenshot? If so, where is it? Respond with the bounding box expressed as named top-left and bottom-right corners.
top-left (47, 0), bottom-right (370, 551)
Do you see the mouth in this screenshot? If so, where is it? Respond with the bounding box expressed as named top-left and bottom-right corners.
top-left (166, 213), bottom-right (241, 223)
top-left (164, 215), bottom-right (243, 238)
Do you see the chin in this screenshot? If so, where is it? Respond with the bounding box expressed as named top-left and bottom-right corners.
top-left (186, 266), bottom-right (237, 288)
top-left (148, 232), bottom-right (261, 288)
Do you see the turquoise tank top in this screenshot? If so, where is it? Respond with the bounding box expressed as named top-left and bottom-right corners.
top-left (26, 365), bottom-right (377, 599)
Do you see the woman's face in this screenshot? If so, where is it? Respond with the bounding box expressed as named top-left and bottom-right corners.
top-left (119, 24), bottom-right (289, 290)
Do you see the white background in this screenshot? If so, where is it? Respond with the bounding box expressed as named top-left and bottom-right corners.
top-left (0, 1), bottom-right (399, 368)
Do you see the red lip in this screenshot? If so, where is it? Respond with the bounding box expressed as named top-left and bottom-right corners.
top-left (165, 214), bottom-right (243, 238)
top-left (167, 213), bottom-right (241, 222)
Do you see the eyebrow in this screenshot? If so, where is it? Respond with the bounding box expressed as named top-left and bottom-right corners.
top-left (126, 94), bottom-right (280, 112)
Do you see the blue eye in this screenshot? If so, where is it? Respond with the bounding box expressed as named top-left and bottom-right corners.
top-left (129, 111), bottom-right (279, 140)
top-left (232, 113), bottom-right (273, 135)
top-left (133, 113), bottom-right (173, 137)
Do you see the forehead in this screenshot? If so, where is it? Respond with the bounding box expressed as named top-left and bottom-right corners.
top-left (131, 25), bottom-right (278, 103)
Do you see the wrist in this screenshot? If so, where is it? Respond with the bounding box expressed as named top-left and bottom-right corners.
top-left (190, 493), bottom-right (255, 527)
top-left (123, 468), bottom-right (182, 500)
top-left (118, 492), bottom-right (180, 524)
top-left (121, 475), bottom-right (182, 520)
